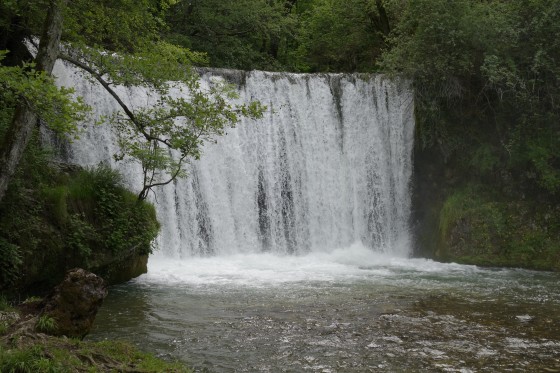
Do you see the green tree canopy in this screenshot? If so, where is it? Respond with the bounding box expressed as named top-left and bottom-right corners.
top-left (381, 0), bottom-right (560, 194)
top-left (296, 0), bottom-right (391, 72)
top-left (0, 0), bottom-right (265, 201)
top-left (165, 0), bottom-right (298, 71)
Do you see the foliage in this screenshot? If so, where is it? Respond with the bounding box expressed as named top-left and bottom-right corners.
top-left (295, 0), bottom-right (391, 72)
top-left (57, 33), bottom-right (265, 200)
top-left (0, 345), bottom-right (56, 373)
top-left (163, 0), bottom-right (396, 72)
top-left (42, 165), bottom-right (161, 258)
top-left (0, 238), bottom-right (22, 288)
top-left (381, 0), bottom-right (560, 195)
top-left (0, 51), bottom-right (89, 138)
top-left (60, 40), bottom-right (265, 199)
top-left (35, 315), bottom-right (58, 334)
top-left (0, 134), bottom-right (160, 293)
top-left (2, 0), bottom-right (265, 201)
top-left (437, 186), bottom-right (560, 270)
top-left (0, 295), bottom-right (12, 312)
top-left (63, 0), bottom-right (173, 51)
top-left (438, 187), bottom-right (506, 259)
top-left (166, 0), bottom-right (298, 70)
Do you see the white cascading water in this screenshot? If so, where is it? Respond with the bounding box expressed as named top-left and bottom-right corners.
top-left (51, 61), bottom-right (415, 259)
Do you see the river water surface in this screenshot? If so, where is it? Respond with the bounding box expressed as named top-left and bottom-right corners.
top-left (89, 244), bottom-right (560, 372)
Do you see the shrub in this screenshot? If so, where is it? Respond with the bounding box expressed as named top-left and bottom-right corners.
top-left (0, 159), bottom-right (160, 293)
top-left (35, 315), bottom-right (58, 334)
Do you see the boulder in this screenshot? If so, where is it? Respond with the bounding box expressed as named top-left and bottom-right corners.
top-left (40, 268), bottom-right (107, 339)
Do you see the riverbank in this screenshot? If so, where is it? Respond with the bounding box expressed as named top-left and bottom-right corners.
top-left (0, 298), bottom-right (190, 372)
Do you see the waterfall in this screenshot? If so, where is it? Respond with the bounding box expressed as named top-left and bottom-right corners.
top-left (52, 62), bottom-right (415, 258)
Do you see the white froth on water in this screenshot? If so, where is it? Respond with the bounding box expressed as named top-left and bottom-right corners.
top-left (141, 242), bottom-right (480, 287)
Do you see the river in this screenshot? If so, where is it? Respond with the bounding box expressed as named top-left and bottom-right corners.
top-left (89, 244), bottom-right (560, 372)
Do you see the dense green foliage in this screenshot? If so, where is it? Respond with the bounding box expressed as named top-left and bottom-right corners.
top-left (0, 0), bottom-right (268, 297)
top-left (0, 128), bottom-right (159, 294)
top-left (0, 51), bottom-right (88, 137)
top-left (295, 0), bottom-right (391, 72)
top-left (166, 0), bottom-right (298, 70)
top-left (163, 0), bottom-right (392, 72)
top-left (382, 0), bottom-right (560, 192)
top-left (1, 0), bottom-right (264, 201)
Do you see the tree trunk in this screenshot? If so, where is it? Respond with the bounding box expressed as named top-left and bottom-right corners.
top-left (0, 0), bottom-right (67, 203)
top-left (368, 0), bottom-right (391, 38)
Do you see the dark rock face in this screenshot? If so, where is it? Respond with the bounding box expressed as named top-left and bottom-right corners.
top-left (41, 268), bottom-right (107, 339)
top-left (94, 254), bottom-right (148, 285)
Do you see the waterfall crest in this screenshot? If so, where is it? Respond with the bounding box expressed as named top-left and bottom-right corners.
top-left (52, 63), bottom-right (415, 258)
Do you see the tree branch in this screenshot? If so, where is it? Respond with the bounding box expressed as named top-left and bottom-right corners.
top-left (58, 53), bottom-right (173, 147)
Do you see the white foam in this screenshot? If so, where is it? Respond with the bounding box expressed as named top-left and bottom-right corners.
top-left (141, 242), bottom-right (481, 287)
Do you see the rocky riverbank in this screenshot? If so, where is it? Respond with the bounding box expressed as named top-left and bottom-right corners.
top-left (0, 269), bottom-right (190, 372)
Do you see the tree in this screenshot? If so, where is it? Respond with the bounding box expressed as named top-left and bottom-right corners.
top-left (0, 0), bottom-right (265, 202)
top-left (165, 0), bottom-right (298, 71)
top-left (0, 0), bottom-right (70, 203)
top-left (295, 0), bottom-right (393, 72)
top-left (60, 42), bottom-right (264, 199)
top-left (381, 0), bottom-right (560, 194)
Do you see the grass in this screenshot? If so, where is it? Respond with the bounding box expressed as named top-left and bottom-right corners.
top-left (1, 291), bottom-right (191, 372)
top-left (0, 338), bottom-right (191, 372)
top-left (35, 315), bottom-right (58, 334)
top-left (0, 295), bottom-right (12, 311)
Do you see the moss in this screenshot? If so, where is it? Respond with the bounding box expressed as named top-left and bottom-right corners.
top-left (435, 185), bottom-right (560, 271)
top-left (0, 339), bottom-right (190, 372)
top-left (0, 135), bottom-right (160, 295)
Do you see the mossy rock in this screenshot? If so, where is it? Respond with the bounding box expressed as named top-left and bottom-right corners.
top-left (0, 163), bottom-right (159, 296)
top-left (435, 186), bottom-right (560, 271)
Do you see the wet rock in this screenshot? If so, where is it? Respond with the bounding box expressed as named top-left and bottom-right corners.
top-left (94, 254), bottom-right (148, 285)
top-left (40, 268), bottom-right (108, 339)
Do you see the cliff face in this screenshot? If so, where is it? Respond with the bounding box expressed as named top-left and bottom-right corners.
top-left (412, 141), bottom-right (560, 272)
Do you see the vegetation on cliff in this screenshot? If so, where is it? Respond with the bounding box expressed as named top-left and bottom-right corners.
top-left (0, 128), bottom-right (160, 296)
top-left (0, 0), bottom-right (266, 296)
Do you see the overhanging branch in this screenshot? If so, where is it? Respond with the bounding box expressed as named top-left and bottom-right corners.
top-left (58, 53), bottom-right (171, 147)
